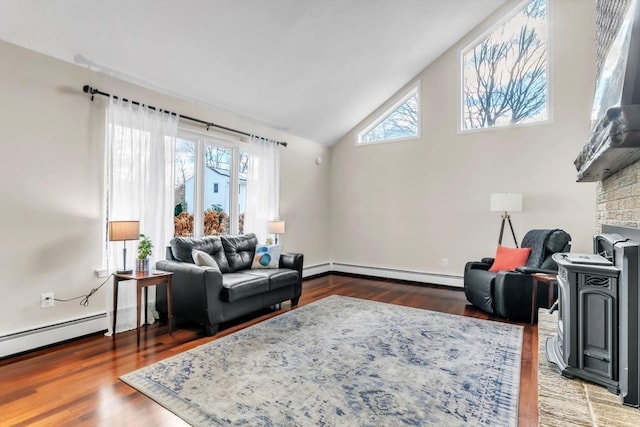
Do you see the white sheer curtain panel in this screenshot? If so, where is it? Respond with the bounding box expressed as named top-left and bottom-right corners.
top-left (105, 97), bottom-right (177, 335)
top-left (244, 136), bottom-right (280, 243)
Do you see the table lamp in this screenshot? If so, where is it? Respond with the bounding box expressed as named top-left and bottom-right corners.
top-left (267, 220), bottom-right (285, 245)
top-left (490, 193), bottom-right (522, 247)
top-left (108, 220), bottom-right (140, 274)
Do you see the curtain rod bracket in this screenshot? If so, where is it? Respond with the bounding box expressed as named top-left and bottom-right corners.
top-left (83, 84), bottom-right (97, 101)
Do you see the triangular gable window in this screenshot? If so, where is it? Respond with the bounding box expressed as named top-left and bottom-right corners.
top-left (358, 85), bottom-right (420, 144)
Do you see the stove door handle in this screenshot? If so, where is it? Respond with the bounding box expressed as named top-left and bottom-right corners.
top-left (583, 351), bottom-right (609, 362)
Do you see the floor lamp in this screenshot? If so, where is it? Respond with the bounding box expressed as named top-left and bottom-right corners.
top-left (108, 220), bottom-right (140, 274)
top-left (490, 193), bottom-right (522, 248)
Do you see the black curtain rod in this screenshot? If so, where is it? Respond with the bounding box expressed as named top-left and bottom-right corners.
top-left (82, 85), bottom-right (287, 147)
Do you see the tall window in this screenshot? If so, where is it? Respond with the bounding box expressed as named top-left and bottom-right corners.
top-left (174, 137), bottom-right (195, 236)
top-left (461, 0), bottom-right (548, 131)
top-left (358, 84), bottom-right (420, 144)
top-left (173, 131), bottom-right (246, 237)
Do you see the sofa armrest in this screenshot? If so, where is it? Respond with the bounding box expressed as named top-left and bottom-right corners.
top-left (280, 252), bottom-right (304, 300)
top-left (515, 266), bottom-right (557, 275)
top-left (493, 271), bottom-right (534, 321)
top-left (155, 259), bottom-right (225, 326)
top-left (280, 252), bottom-right (303, 271)
top-left (157, 259), bottom-right (200, 274)
top-left (464, 260), bottom-right (491, 274)
top-left (482, 270), bottom-right (555, 321)
top-left (481, 257), bottom-right (495, 265)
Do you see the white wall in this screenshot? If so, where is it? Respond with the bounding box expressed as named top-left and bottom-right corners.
top-left (330, 0), bottom-right (598, 279)
top-left (0, 40), bottom-right (331, 341)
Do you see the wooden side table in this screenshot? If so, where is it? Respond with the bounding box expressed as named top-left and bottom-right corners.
top-left (112, 271), bottom-right (173, 346)
top-left (530, 272), bottom-right (557, 325)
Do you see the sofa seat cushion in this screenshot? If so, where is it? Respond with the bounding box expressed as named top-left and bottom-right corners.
top-left (244, 269), bottom-right (299, 291)
top-left (221, 273), bottom-right (269, 302)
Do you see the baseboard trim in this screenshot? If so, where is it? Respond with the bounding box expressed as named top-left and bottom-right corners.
top-left (0, 313), bottom-right (107, 358)
top-left (2, 263), bottom-right (461, 358)
top-left (303, 263), bottom-right (331, 278)
top-left (330, 263), bottom-right (464, 288)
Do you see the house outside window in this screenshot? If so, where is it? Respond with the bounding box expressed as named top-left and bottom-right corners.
top-left (461, 0), bottom-right (548, 131)
top-left (357, 83), bottom-right (420, 144)
top-left (174, 131), bottom-right (247, 237)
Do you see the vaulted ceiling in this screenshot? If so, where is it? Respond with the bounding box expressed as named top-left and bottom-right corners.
top-left (0, 0), bottom-right (507, 145)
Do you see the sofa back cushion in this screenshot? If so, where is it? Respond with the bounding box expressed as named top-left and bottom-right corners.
top-left (221, 233), bottom-right (258, 272)
top-left (170, 236), bottom-right (230, 273)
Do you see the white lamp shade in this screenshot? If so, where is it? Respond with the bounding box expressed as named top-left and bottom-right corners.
top-left (267, 220), bottom-right (286, 234)
top-left (108, 220), bottom-right (140, 241)
top-left (490, 193), bottom-right (523, 213)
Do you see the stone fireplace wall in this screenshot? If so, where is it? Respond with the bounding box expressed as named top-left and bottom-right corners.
top-left (597, 162), bottom-right (640, 229)
top-left (594, 0), bottom-right (640, 231)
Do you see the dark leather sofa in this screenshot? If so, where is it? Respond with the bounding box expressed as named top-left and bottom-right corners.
top-left (464, 229), bottom-right (571, 321)
top-left (155, 233), bottom-right (303, 335)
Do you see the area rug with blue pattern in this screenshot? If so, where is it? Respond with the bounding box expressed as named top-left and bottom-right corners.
top-left (121, 295), bottom-right (523, 426)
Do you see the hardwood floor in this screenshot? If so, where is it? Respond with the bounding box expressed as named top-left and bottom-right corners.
top-left (0, 274), bottom-right (539, 426)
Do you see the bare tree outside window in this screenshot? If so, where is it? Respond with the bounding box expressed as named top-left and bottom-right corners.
top-left (239, 151), bottom-right (249, 176)
top-left (358, 86), bottom-right (420, 144)
top-left (462, 0), bottom-right (547, 130)
top-left (205, 146), bottom-right (232, 170)
top-left (175, 138), bottom-right (194, 214)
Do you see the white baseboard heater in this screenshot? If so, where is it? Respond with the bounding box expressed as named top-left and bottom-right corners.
top-left (0, 313), bottom-right (107, 358)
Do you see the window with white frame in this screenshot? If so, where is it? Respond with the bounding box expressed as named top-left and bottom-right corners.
top-left (173, 130), bottom-right (248, 237)
top-left (461, 0), bottom-right (548, 131)
top-left (357, 84), bottom-right (420, 144)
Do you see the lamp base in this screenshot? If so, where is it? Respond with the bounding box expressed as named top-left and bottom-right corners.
top-left (116, 269), bottom-right (133, 275)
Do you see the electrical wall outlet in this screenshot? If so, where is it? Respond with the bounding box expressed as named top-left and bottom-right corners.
top-left (442, 258), bottom-right (449, 267)
top-left (41, 293), bottom-right (54, 308)
top-left (95, 269), bottom-right (108, 278)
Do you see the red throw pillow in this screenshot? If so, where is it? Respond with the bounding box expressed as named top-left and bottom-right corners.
top-left (488, 245), bottom-right (531, 272)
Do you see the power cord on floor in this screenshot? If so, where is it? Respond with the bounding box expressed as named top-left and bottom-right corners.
top-left (54, 273), bottom-right (114, 307)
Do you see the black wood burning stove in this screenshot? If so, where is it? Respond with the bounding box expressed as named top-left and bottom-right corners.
top-left (545, 226), bottom-right (640, 408)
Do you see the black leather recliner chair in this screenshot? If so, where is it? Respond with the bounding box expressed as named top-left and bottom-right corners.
top-left (464, 229), bottom-right (571, 321)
